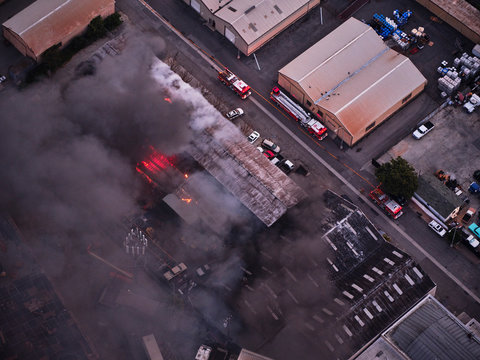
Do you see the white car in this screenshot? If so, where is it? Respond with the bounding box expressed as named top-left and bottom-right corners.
top-left (428, 220), bottom-right (447, 237)
top-left (412, 121), bottom-right (434, 139)
top-left (0, 75), bottom-right (6, 84)
top-left (247, 131), bottom-right (260, 143)
top-left (226, 108), bottom-right (244, 120)
top-left (262, 139), bottom-right (280, 153)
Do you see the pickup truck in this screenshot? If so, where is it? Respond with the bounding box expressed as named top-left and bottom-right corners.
top-left (463, 94), bottom-right (480, 114)
top-left (413, 121), bottom-right (435, 139)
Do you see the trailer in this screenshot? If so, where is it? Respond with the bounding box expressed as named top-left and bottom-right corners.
top-left (218, 69), bottom-right (251, 99)
top-left (270, 87), bottom-right (327, 140)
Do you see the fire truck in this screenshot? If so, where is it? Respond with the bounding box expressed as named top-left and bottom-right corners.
top-left (270, 86), bottom-right (328, 141)
top-left (218, 69), bottom-right (251, 99)
top-left (369, 188), bottom-right (403, 219)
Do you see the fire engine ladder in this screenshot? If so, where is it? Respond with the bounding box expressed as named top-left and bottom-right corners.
top-left (276, 91), bottom-right (310, 122)
top-left (314, 46), bottom-right (390, 104)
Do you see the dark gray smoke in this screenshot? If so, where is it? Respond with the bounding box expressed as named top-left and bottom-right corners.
top-left (0, 33), bottom-right (260, 360)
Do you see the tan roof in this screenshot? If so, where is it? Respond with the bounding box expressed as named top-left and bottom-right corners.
top-left (2, 0), bottom-right (114, 58)
top-left (426, 0), bottom-right (480, 37)
top-left (279, 18), bottom-right (426, 136)
top-left (214, 0), bottom-right (314, 45)
top-left (201, 0), bottom-right (231, 13)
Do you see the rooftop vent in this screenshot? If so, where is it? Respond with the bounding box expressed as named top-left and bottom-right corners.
top-left (249, 23), bottom-right (258, 32)
top-left (228, 6), bottom-right (236, 12)
top-left (245, 6), bottom-right (255, 14)
top-left (274, 5), bottom-right (283, 14)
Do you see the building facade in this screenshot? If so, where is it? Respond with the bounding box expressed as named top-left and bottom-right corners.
top-left (278, 18), bottom-right (427, 147)
top-left (2, 0), bottom-right (115, 61)
top-left (181, 0), bottom-right (320, 55)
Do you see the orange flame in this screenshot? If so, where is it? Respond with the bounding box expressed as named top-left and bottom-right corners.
top-left (181, 198), bottom-right (192, 204)
top-left (184, 173), bottom-right (189, 179)
top-left (164, 97), bottom-right (172, 104)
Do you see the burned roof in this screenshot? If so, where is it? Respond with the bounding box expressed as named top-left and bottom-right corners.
top-left (163, 171), bottom-right (254, 235)
top-left (415, 174), bottom-right (463, 220)
top-left (188, 122), bottom-right (305, 227)
top-left (231, 190), bottom-right (435, 360)
top-left (0, 216), bottom-right (94, 360)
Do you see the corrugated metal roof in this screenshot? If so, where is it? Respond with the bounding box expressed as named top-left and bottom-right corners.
top-left (279, 18), bottom-right (426, 137)
top-left (233, 191), bottom-right (435, 359)
top-left (214, 0), bottom-right (313, 45)
top-left (238, 348), bottom-right (274, 360)
top-left (424, 0), bottom-right (480, 38)
top-left (384, 295), bottom-right (480, 360)
top-left (2, 0), bottom-right (114, 58)
top-left (415, 174), bottom-right (463, 219)
top-left (202, 0), bottom-right (231, 13)
top-left (188, 120), bottom-right (305, 227)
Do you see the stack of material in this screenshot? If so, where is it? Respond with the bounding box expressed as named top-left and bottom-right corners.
top-left (393, 9), bottom-right (412, 27)
top-left (392, 29), bottom-right (410, 50)
top-left (438, 75), bottom-right (461, 95)
top-left (372, 13), bottom-right (397, 38)
top-left (457, 52), bottom-right (480, 79)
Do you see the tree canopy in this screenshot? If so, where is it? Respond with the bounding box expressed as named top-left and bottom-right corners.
top-left (375, 157), bottom-right (418, 199)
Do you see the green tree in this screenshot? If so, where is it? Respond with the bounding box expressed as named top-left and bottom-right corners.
top-left (375, 157), bottom-right (418, 199)
top-left (104, 13), bottom-right (122, 31)
top-left (86, 16), bottom-right (106, 40)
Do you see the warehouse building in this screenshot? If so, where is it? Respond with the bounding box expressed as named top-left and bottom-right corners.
top-left (181, 0), bottom-right (320, 56)
top-left (355, 295), bottom-right (480, 360)
top-left (278, 17), bottom-right (427, 147)
top-left (232, 190), bottom-right (435, 359)
top-left (415, 0), bottom-right (480, 44)
top-left (2, 0), bottom-right (115, 61)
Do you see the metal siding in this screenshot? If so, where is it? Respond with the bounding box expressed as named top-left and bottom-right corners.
top-left (386, 297), bottom-right (480, 360)
top-left (214, 0), bottom-right (320, 46)
top-left (278, 18), bottom-right (427, 145)
top-left (415, 0), bottom-right (480, 44)
top-left (2, 0), bottom-right (115, 60)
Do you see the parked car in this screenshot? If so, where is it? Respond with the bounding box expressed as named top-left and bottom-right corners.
top-left (247, 131), bottom-right (260, 143)
top-left (256, 146), bottom-right (264, 153)
top-left (226, 108), bottom-right (244, 120)
top-left (278, 159), bottom-right (294, 174)
top-left (413, 121), bottom-right (435, 139)
top-left (261, 139), bottom-right (280, 153)
top-left (469, 223), bottom-right (480, 239)
top-left (428, 220), bottom-right (447, 237)
top-left (263, 150), bottom-right (275, 159)
top-left (462, 208), bottom-right (476, 224)
top-left (0, 75), bottom-right (6, 84)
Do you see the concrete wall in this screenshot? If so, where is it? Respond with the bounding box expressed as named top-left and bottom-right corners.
top-left (416, 0), bottom-right (480, 44)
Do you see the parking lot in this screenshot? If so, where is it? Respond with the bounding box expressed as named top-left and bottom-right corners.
top-left (379, 105), bottom-right (480, 211)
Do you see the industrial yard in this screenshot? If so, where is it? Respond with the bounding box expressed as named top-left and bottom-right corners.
top-left (1, 0), bottom-right (480, 360)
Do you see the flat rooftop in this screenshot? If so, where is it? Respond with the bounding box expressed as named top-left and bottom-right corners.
top-left (227, 191), bottom-right (435, 359)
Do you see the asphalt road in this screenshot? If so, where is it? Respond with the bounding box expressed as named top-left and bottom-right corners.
top-left (127, 0), bottom-right (480, 320)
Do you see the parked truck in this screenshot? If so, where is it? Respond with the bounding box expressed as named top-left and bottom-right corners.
top-left (270, 87), bottom-right (328, 141)
top-left (218, 69), bottom-right (251, 99)
top-left (412, 121), bottom-right (435, 139)
top-left (369, 188), bottom-right (404, 219)
top-left (463, 93), bottom-right (480, 113)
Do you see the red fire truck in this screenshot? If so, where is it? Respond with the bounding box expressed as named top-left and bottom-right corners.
top-left (270, 87), bottom-right (327, 141)
top-left (369, 188), bottom-right (403, 219)
top-left (218, 69), bottom-right (251, 99)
